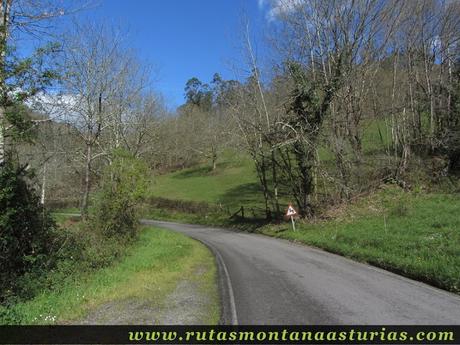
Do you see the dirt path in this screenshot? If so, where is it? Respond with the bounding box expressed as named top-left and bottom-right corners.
top-left (80, 268), bottom-right (215, 325)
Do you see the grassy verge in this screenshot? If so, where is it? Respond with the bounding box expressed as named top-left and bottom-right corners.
top-left (1, 226), bottom-right (219, 324)
top-left (145, 207), bottom-right (267, 232)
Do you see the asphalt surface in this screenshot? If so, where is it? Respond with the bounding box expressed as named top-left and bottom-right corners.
top-left (142, 220), bottom-right (460, 325)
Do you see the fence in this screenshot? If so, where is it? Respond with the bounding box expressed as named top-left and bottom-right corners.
top-left (145, 196), bottom-right (271, 221)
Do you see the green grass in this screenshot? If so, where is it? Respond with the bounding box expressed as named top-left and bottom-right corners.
top-left (146, 207), bottom-right (266, 232)
top-left (152, 153), bottom-right (263, 210)
top-left (1, 227), bottom-right (219, 324)
top-left (54, 207), bottom-right (79, 213)
top-left (260, 187), bottom-right (460, 293)
top-left (51, 212), bottom-right (80, 224)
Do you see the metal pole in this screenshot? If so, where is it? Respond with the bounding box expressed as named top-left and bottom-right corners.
top-left (291, 215), bottom-right (296, 232)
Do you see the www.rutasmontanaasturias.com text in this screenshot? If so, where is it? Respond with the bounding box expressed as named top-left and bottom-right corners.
top-left (127, 327), bottom-right (455, 343)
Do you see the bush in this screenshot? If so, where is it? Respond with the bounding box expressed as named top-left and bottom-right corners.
top-left (0, 161), bottom-right (57, 300)
top-left (145, 196), bottom-right (221, 215)
top-left (90, 149), bottom-right (149, 239)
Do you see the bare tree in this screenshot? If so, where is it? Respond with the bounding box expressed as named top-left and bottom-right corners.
top-left (56, 22), bottom-right (152, 217)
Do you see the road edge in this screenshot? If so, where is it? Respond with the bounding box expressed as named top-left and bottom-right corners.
top-left (141, 219), bottom-right (238, 325)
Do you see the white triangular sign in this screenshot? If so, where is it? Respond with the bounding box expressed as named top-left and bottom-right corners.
top-left (286, 204), bottom-right (297, 216)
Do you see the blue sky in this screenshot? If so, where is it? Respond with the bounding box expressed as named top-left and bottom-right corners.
top-left (82, 0), bottom-right (273, 109)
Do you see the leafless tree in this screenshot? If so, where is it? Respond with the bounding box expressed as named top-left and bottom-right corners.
top-left (55, 21), bottom-right (153, 217)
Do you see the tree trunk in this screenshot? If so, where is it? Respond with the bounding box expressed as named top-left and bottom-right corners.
top-left (40, 163), bottom-right (47, 205)
top-left (423, 40), bottom-right (435, 150)
top-left (211, 149), bottom-right (217, 170)
top-left (81, 143), bottom-right (92, 218)
top-left (294, 141), bottom-right (314, 218)
top-left (0, 1), bottom-right (10, 165)
top-left (255, 154), bottom-right (271, 220)
top-left (271, 150), bottom-right (280, 218)
top-left (0, 112), bottom-right (4, 165)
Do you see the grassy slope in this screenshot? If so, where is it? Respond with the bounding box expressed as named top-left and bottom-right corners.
top-left (2, 227), bottom-right (219, 324)
top-left (151, 119), bottom-right (391, 210)
top-left (152, 152), bottom-right (263, 210)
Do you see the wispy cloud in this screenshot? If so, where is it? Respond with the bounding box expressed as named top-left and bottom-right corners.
top-left (261, 0), bottom-right (303, 22)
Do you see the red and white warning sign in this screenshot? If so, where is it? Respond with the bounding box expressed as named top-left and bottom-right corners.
top-left (285, 204), bottom-right (298, 231)
top-left (286, 204), bottom-right (297, 217)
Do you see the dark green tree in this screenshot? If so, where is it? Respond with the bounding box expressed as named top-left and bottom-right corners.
top-left (184, 77), bottom-right (212, 111)
top-left (0, 159), bottom-right (56, 299)
top-left (0, 1), bottom-right (64, 300)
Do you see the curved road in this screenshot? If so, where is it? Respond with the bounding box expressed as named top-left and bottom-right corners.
top-left (142, 220), bottom-right (460, 325)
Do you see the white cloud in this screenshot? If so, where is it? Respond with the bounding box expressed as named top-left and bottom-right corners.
top-left (30, 91), bottom-right (82, 125)
top-left (263, 0), bottom-right (303, 22)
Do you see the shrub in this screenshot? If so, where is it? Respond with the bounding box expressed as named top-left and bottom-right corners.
top-left (90, 149), bottom-right (149, 239)
top-left (0, 161), bottom-right (57, 300)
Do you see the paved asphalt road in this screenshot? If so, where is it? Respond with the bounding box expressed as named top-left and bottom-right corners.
top-left (142, 220), bottom-right (460, 325)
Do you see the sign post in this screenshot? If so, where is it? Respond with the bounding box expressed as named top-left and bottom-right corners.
top-left (290, 215), bottom-right (296, 232)
top-left (285, 204), bottom-right (298, 232)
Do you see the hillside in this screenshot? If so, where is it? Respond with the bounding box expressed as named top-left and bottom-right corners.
top-left (152, 152), bottom-right (263, 210)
